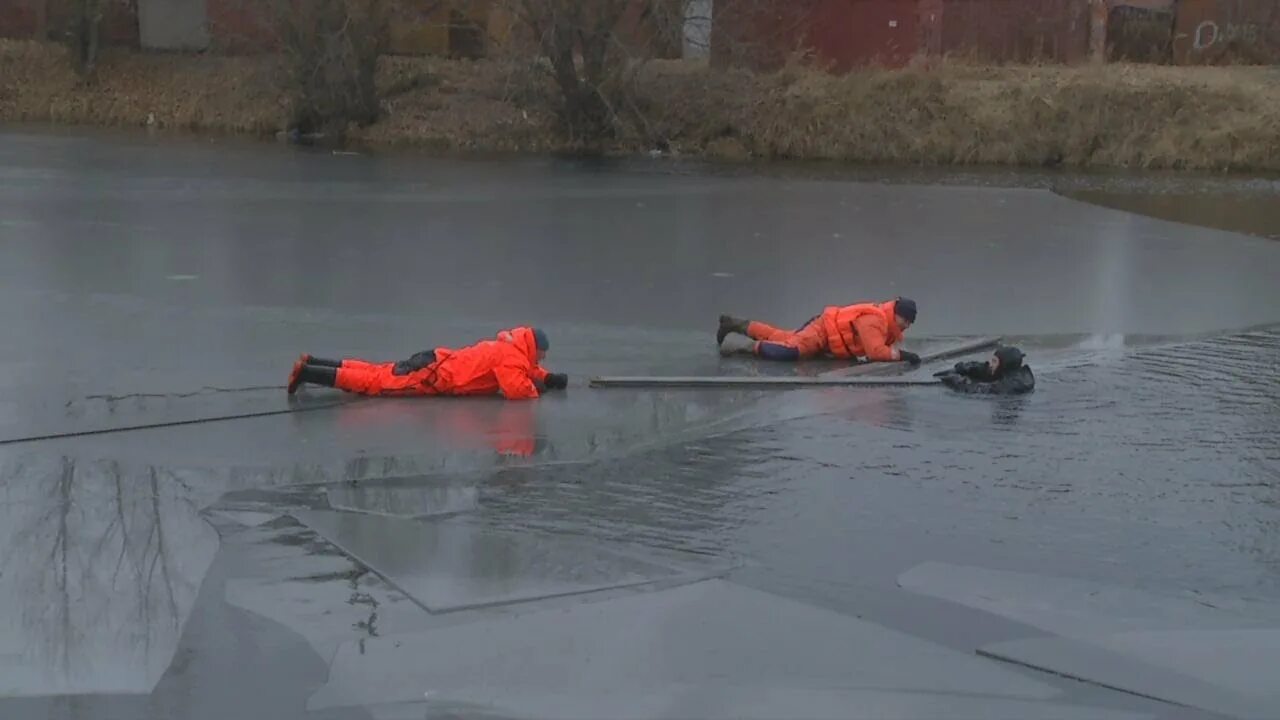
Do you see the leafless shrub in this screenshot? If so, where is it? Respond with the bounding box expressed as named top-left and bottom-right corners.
top-left (490, 0), bottom-right (688, 146)
top-left (272, 0), bottom-right (390, 138)
top-left (67, 0), bottom-right (104, 78)
top-left (491, 0), bottom-right (827, 148)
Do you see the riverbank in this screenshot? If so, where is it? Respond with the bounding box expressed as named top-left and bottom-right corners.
top-left (3, 40), bottom-right (1279, 171)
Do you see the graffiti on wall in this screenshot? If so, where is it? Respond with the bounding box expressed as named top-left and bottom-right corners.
top-left (1191, 19), bottom-right (1264, 49)
top-left (1173, 0), bottom-right (1279, 63)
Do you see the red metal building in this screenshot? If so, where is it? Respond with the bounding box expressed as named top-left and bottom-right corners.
top-left (1, 0), bottom-right (138, 44)
top-left (3, 0), bottom-right (1277, 66)
top-left (0, 0), bottom-right (45, 39)
top-left (713, 0), bottom-right (1098, 70)
top-left (810, 0), bottom-right (921, 70)
top-left (206, 0), bottom-right (276, 53)
top-left (712, 0), bottom-right (1280, 69)
top-left (940, 0), bottom-right (1091, 63)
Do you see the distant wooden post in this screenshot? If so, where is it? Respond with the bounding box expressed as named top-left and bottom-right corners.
top-left (1089, 0), bottom-right (1109, 62)
top-left (918, 0), bottom-right (943, 59)
top-left (36, 0), bottom-right (49, 39)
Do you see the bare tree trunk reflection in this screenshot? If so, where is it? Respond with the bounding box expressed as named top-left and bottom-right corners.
top-left (55, 457), bottom-right (74, 681)
top-left (146, 466), bottom-right (182, 656)
top-left (0, 456), bottom-right (218, 695)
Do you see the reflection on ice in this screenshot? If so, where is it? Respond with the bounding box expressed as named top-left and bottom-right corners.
top-left (0, 457), bottom-right (217, 695)
top-left (325, 477), bottom-right (480, 518)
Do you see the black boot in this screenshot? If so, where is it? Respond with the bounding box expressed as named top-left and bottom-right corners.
top-left (303, 365), bottom-right (337, 387)
top-left (294, 354), bottom-right (341, 368)
top-left (299, 353), bottom-right (340, 366)
top-left (288, 363), bottom-right (338, 394)
top-left (717, 315), bottom-right (748, 346)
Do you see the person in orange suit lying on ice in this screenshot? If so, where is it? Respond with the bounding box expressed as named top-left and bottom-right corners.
top-left (716, 297), bottom-right (921, 365)
top-left (287, 326), bottom-right (567, 400)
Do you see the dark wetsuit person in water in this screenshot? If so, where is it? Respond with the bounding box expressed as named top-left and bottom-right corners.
top-left (934, 346), bottom-right (1035, 395)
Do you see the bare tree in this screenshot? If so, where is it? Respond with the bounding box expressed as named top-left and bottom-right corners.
top-left (69, 0), bottom-right (105, 78)
top-left (272, 0), bottom-right (391, 139)
top-left (496, 0), bottom-right (688, 144)
top-left (495, 0), bottom-right (825, 146)
top-left (1, 457), bottom-right (212, 694)
top-left (507, 0), bottom-right (627, 142)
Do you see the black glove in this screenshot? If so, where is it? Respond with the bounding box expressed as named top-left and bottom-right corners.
top-left (543, 373), bottom-right (568, 390)
top-left (899, 350), bottom-right (921, 366)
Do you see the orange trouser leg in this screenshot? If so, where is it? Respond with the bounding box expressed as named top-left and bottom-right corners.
top-left (745, 321), bottom-right (795, 342)
top-left (747, 319), bottom-right (827, 359)
top-left (334, 362), bottom-right (440, 397)
top-left (789, 321), bottom-right (829, 358)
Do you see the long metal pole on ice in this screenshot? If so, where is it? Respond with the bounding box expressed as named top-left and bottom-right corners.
top-left (589, 337), bottom-right (1002, 389)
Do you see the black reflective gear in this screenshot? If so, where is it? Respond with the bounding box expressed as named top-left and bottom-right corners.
top-left (298, 365), bottom-right (337, 388)
top-left (392, 350), bottom-right (438, 376)
top-left (938, 361), bottom-right (1035, 395)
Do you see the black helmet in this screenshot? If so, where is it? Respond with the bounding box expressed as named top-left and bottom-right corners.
top-left (895, 297), bottom-right (917, 324)
top-left (994, 346), bottom-right (1025, 372)
top-left (531, 327), bottom-right (550, 351)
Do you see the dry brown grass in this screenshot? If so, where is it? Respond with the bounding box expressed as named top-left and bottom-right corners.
top-left (4, 40), bottom-right (1278, 171)
top-left (641, 61), bottom-right (1280, 171)
top-left (0, 41), bottom-right (281, 134)
top-left (350, 55), bottom-right (558, 151)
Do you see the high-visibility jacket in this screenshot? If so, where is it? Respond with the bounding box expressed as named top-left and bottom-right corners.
top-left (818, 300), bottom-right (905, 361)
top-left (431, 326), bottom-right (550, 400)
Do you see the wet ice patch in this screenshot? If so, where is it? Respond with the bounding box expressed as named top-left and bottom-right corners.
top-left (306, 579), bottom-right (1152, 719)
top-left (209, 510), bottom-right (281, 527)
top-left (290, 510), bottom-right (721, 613)
top-left (356, 691), bottom-right (1151, 720)
top-left (324, 478), bottom-right (479, 518)
top-left (898, 561), bottom-right (1280, 635)
top-left (222, 520), bottom-right (438, 663)
top-left (899, 562), bottom-right (1280, 716)
top-left (980, 633), bottom-right (1280, 718)
top-left (0, 458), bottom-right (218, 696)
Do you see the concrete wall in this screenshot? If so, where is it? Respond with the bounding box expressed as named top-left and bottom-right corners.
top-left (139, 0), bottom-right (210, 50)
top-left (684, 0), bottom-right (713, 58)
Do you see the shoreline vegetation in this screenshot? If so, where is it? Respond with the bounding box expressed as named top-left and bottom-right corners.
top-left (2, 40), bottom-right (1279, 172)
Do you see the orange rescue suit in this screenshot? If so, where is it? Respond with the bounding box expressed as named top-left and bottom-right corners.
top-left (747, 300), bottom-right (906, 361)
top-left (334, 327), bottom-right (551, 400)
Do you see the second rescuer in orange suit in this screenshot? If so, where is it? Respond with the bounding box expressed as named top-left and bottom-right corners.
top-left (286, 326), bottom-right (567, 400)
top-left (716, 297), bottom-right (921, 364)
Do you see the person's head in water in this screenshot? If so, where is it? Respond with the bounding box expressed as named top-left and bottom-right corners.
top-left (532, 327), bottom-right (550, 361)
top-left (989, 346), bottom-right (1025, 376)
top-left (894, 297), bottom-right (917, 331)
